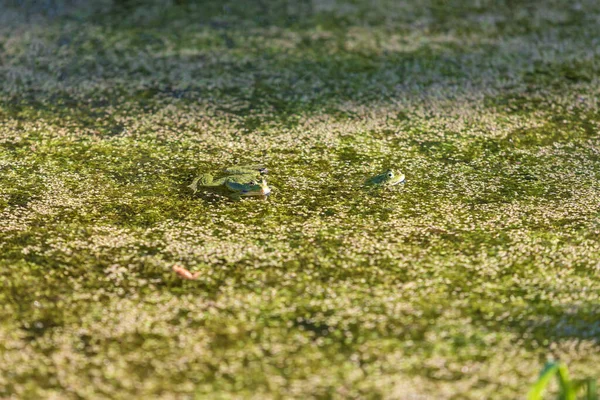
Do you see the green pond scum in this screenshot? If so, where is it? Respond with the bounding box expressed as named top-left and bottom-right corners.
top-left (1, 0), bottom-right (600, 398)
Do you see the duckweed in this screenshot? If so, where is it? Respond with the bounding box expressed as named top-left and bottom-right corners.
top-left (1, 1), bottom-right (600, 398)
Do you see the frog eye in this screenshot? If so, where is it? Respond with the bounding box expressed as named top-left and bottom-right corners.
top-left (387, 171), bottom-right (393, 178)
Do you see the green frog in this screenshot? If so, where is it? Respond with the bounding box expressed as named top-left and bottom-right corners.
top-left (189, 164), bottom-right (270, 197)
top-left (364, 169), bottom-right (405, 187)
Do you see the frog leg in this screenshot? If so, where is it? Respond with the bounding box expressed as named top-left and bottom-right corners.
top-left (189, 177), bottom-right (201, 193)
top-left (189, 173), bottom-right (215, 193)
top-left (229, 192), bottom-right (242, 201)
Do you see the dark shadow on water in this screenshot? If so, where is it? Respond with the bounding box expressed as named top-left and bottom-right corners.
top-left (2, 0), bottom-right (598, 128)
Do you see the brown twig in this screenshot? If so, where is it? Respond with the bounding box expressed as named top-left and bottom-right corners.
top-left (172, 265), bottom-right (201, 280)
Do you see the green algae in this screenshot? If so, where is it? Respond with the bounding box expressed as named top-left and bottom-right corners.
top-left (1, 0), bottom-right (600, 399)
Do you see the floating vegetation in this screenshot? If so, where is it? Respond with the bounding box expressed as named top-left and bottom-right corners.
top-left (1, 0), bottom-right (600, 398)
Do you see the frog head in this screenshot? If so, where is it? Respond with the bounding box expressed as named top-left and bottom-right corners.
top-left (226, 179), bottom-right (271, 196)
top-left (365, 169), bottom-right (405, 187)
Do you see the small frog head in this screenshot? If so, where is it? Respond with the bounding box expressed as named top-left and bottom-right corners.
top-left (365, 169), bottom-right (405, 187)
top-left (383, 169), bottom-right (405, 186)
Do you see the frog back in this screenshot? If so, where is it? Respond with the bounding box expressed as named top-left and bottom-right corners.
top-left (364, 173), bottom-right (388, 186)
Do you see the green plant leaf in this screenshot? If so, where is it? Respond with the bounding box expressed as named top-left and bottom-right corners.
top-left (528, 362), bottom-right (562, 400)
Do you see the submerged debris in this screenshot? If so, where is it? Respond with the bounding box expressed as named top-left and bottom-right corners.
top-left (172, 265), bottom-right (201, 280)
